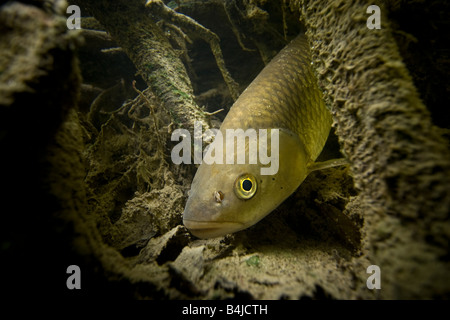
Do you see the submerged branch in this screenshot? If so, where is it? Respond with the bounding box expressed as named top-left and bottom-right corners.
top-left (146, 0), bottom-right (240, 101)
top-left (71, 0), bottom-right (210, 133)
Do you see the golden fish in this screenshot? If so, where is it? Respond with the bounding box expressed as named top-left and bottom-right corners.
top-left (183, 34), bottom-right (334, 238)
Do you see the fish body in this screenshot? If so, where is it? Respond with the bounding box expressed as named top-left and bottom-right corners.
top-left (183, 34), bottom-right (332, 238)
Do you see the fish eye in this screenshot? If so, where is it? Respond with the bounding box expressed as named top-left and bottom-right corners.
top-left (234, 173), bottom-right (257, 200)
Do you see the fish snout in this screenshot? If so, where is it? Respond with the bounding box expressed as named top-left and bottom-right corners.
top-left (183, 189), bottom-right (243, 238)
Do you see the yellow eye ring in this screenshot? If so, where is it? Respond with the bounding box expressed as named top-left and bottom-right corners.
top-left (234, 173), bottom-right (257, 200)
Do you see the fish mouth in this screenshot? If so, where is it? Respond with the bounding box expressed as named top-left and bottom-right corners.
top-left (183, 219), bottom-right (244, 239)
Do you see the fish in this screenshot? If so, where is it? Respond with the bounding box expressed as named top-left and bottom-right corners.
top-left (183, 34), bottom-right (334, 239)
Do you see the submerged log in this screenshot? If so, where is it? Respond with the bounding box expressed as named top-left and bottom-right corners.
top-left (294, 0), bottom-right (450, 298)
top-left (72, 0), bottom-right (210, 131)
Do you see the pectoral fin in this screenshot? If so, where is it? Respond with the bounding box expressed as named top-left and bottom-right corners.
top-left (307, 158), bottom-right (349, 175)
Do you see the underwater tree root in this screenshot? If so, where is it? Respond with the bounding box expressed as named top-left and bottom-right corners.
top-left (72, 0), bottom-right (211, 133)
top-left (146, 0), bottom-right (240, 101)
top-left (292, 0), bottom-right (450, 298)
top-left (131, 80), bottom-right (164, 156)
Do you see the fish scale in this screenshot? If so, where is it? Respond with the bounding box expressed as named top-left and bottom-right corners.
top-left (221, 34), bottom-right (332, 161)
